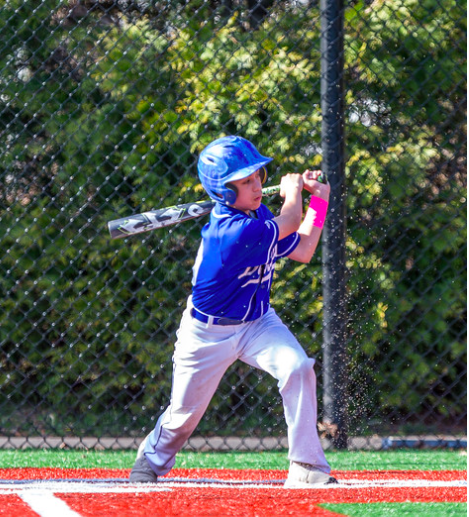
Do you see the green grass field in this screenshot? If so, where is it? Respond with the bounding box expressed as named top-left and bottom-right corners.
top-left (322, 503), bottom-right (466, 516)
top-left (0, 448), bottom-right (466, 470)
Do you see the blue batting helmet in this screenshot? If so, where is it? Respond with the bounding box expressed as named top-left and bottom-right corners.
top-left (197, 136), bottom-right (272, 205)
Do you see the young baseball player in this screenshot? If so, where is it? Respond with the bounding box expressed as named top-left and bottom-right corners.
top-left (129, 135), bottom-right (336, 487)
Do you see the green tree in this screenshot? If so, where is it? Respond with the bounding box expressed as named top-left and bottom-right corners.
top-left (0, 0), bottom-right (465, 439)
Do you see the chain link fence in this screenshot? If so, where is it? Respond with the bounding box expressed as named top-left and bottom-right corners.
top-left (0, 0), bottom-right (466, 451)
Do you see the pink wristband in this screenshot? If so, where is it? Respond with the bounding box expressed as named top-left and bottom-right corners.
top-left (309, 196), bottom-right (329, 228)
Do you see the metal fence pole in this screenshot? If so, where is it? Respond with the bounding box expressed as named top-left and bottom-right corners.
top-left (320, 0), bottom-right (348, 449)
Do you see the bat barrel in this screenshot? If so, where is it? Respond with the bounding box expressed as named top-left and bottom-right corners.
top-left (108, 200), bottom-right (215, 239)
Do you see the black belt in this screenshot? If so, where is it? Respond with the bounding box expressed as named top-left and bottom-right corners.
top-left (191, 308), bottom-right (244, 326)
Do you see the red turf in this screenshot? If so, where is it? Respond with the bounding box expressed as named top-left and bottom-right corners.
top-left (0, 495), bottom-right (41, 517)
top-left (59, 491), bottom-right (347, 516)
top-left (0, 468), bottom-right (465, 516)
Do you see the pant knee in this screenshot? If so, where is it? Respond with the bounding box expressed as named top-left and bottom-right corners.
top-left (279, 356), bottom-right (316, 391)
top-left (292, 357), bottom-right (316, 380)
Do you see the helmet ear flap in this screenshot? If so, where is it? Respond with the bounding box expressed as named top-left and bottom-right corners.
top-left (224, 183), bottom-right (238, 205)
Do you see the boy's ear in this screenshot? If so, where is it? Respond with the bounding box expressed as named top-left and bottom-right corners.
top-left (260, 167), bottom-right (268, 184)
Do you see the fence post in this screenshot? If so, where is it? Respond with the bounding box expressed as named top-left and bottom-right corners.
top-left (320, 0), bottom-right (348, 449)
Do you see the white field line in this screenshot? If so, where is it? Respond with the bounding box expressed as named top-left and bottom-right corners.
top-left (20, 491), bottom-right (83, 517)
top-left (141, 479), bottom-right (467, 490)
top-left (0, 478), bottom-right (466, 494)
top-left (2, 482), bottom-right (171, 494)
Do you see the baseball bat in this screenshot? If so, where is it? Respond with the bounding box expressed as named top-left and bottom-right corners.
top-left (108, 173), bottom-right (327, 239)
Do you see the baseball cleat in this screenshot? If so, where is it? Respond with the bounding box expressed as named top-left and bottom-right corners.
top-left (129, 455), bottom-right (158, 483)
top-left (283, 461), bottom-right (338, 488)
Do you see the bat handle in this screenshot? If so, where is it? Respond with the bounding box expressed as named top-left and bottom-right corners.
top-left (261, 185), bottom-right (281, 196)
top-left (262, 172), bottom-right (327, 196)
top-left (317, 172), bottom-right (328, 184)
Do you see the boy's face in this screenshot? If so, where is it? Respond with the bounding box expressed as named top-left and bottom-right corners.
top-left (229, 169), bottom-right (263, 214)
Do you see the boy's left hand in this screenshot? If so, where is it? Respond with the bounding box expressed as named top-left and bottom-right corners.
top-left (302, 170), bottom-right (331, 200)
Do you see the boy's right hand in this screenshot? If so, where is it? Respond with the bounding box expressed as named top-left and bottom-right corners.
top-left (279, 173), bottom-right (304, 198)
top-left (302, 169), bottom-right (331, 200)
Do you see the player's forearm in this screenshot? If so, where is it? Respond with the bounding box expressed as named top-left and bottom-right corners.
top-left (288, 208), bottom-right (323, 263)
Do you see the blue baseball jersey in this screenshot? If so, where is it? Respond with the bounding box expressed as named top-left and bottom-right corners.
top-left (191, 202), bottom-right (300, 321)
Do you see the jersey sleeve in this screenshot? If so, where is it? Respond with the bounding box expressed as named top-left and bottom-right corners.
top-left (258, 203), bottom-right (300, 258)
top-left (276, 231), bottom-right (300, 257)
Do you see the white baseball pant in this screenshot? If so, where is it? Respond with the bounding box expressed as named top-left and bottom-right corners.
top-left (144, 298), bottom-right (330, 476)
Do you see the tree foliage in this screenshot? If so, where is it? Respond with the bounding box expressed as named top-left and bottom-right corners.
top-left (0, 0), bottom-right (465, 437)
